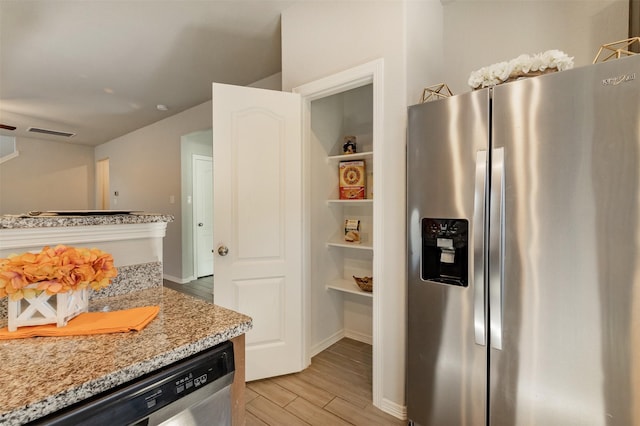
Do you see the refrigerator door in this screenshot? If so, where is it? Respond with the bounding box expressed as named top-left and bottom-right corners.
top-left (490, 55), bottom-right (640, 425)
top-left (407, 89), bottom-right (490, 425)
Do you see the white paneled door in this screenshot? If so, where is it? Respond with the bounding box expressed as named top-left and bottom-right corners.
top-left (193, 155), bottom-right (213, 278)
top-left (212, 83), bottom-right (303, 381)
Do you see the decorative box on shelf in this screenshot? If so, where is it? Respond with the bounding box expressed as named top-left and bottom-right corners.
top-left (8, 287), bottom-right (88, 332)
top-left (1, 244), bottom-right (117, 332)
top-left (339, 160), bottom-right (366, 200)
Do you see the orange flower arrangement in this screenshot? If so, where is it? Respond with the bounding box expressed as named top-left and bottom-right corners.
top-left (0, 245), bottom-right (117, 301)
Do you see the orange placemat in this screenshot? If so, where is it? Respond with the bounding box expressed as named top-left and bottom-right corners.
top-left (0, 306), bottom-right (160, 340)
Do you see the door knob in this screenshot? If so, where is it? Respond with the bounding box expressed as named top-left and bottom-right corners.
top-left (217, 246), bottom-right (229, 256)
top-left (198, 222), bottom-right (204, 227)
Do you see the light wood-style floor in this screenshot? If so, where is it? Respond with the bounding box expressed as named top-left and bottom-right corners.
top-left (246, 338), bottom-right (404, 426)
top-left (163, 276), bottom-right (214, 303)
top-left (164, 278), bottom-right (404, 425)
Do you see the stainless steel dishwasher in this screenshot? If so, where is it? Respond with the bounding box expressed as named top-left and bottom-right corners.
top-left (31, 341), bottom-right (235, 426)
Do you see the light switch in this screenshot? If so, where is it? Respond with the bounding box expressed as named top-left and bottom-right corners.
top-left (169, 195), bottom-right (175, 204)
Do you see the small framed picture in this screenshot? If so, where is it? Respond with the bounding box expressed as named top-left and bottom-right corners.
top-left (342, 136), bottom-right (357, 154)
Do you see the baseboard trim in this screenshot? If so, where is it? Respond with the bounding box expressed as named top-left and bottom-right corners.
top-left (309, 329), bottom-right (345, 358)
top-left (163, 274), bottom-right (192, 284)
top-left (378, 397), bottom-right (407, 420)
top-left (344, 329), bottom-right (373, 345)
top-left (309, 329), bottom-right (373, 358)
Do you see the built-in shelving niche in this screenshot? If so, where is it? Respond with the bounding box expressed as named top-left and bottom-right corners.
top-left (309, 83), bottom-right (374, 348)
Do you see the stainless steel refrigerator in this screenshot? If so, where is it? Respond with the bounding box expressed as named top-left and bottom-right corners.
top-left (407, 54), bottom-right (640, 426)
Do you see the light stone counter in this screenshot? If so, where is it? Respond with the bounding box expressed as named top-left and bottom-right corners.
top-left (0, 212), bottom-right (174, 229)
top-left (0, 287), bottom-right (252, 425)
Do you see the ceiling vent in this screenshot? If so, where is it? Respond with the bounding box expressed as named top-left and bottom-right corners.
top-left (27, 127), bottom-right (76, 138)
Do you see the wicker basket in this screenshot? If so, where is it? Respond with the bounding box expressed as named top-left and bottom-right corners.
top-left (353, 276), bottom-right (373, 292)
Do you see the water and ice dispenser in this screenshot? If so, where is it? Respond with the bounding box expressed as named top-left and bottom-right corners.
top-left (421, 218), bottom-right (469, 287)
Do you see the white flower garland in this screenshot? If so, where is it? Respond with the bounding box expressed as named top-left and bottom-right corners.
top-left (468, 49), bottom-right (574, 89)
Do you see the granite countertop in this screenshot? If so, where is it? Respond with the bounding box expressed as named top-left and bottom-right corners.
top-left (0, 212), bottom-right (174, 229)
top-left (0, 287), bottom-right (252, 425)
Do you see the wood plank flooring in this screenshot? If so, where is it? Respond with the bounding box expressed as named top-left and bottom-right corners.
top-left (164, 278), bottom-right (404, 425)
top-left (163, 276), bottom-right (214, 303)
top-left (246, 339), bottom-right (405, 426)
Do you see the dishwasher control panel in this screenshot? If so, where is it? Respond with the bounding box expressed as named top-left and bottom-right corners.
top-left (141, 348), bottom-right (232, 412)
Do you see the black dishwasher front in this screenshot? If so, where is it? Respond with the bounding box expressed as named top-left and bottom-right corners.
top-left (30, 341), bottom-right (235, 426)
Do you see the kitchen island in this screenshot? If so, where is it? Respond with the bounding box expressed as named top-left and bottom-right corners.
top-left (0, 286), bottom-right (252, 425)
top-left (0, 212), bottom-right (174, 319)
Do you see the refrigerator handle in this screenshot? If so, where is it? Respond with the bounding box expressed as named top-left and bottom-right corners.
top-left (473, 150), bottom-right (487, 346)
top-left (490, 147), bottom-right (505, 350)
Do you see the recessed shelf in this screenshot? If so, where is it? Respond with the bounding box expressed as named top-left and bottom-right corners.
top-left (326, 199), bottom-right (373, 205)
top-left (326, 239), bottom-right (373, 250)
top-left (327, 151), bottom-right (373, 162)
top-left (326, 278), bottom-right (373, 298)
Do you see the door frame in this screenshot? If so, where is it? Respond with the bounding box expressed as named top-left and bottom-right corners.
top-left (95, 158), bottom-right (110, 209)
top-left (192, 154), bottom-right (213, 278)
top-left (293, 58), bottom-right (384, 406)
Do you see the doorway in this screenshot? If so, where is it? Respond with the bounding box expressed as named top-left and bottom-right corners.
top-left (193, 154), bottom-right (213, 278)
top-left (180, 129), bottom-right (213, 284)
top-left (96, 158), bottom-right (110, 209)
top-left (293, 58), bottom-right (385, 409)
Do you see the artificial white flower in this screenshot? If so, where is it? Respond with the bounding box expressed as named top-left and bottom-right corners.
top-left (493, 61), bottom-right (512, 83)
top-left (510, 54), bottom-right (532, 74)
top-left (530, 54), bottom-right (545, 72)
top-left (468, 71), bottom-right (484, 89)
top-left (468, 49), bottom-right (574, 89)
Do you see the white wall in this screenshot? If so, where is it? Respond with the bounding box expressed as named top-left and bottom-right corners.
top-left (94, 73), bottom-right (281, 281)
top-left (249, 72), bottom-right (282, 89)
top-left (406, 1), bottom-right (445, 105)
top-left (282, 1), bottom-right (411, 418)
top-left (0, 137), bottom-right (95, 214)
top-left (94, 102), bottom-right (212, 279)
top-left (440, 0), bottom-right (629, 94)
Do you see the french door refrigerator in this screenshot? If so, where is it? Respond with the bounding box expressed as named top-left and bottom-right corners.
top-left (407, 54), bottom-right (640, 426)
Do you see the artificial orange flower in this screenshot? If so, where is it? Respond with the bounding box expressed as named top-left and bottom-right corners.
top-left (0, 245), bottom-right (117, 300)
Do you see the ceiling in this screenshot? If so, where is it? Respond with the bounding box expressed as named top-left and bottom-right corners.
top-left (0, 0), bottom-right (296, 146)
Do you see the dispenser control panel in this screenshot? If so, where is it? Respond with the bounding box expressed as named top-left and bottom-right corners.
top-left (421, 218), bottom-right (469, 287)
